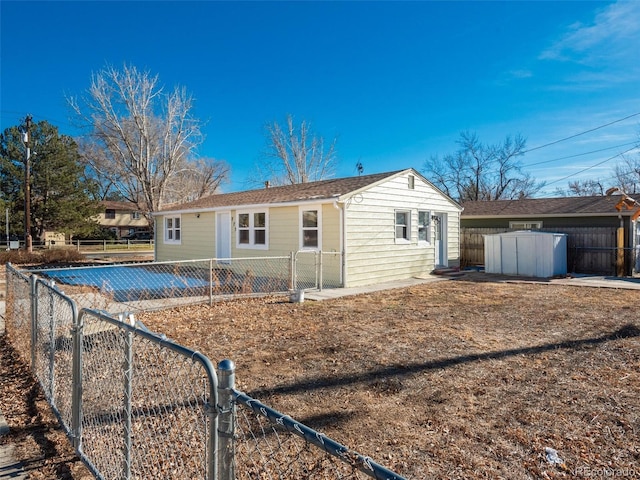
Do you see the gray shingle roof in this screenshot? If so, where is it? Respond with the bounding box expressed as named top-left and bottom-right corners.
top-left (461, 195), bottom-right (632, 217)
top-left (159, 170), bottom-right (406, 212)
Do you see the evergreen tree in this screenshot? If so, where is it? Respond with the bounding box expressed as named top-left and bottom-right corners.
top-left (0, 120), bottom-right (101, 241)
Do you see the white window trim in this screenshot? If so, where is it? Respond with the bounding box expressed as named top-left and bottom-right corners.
top-left (164, 215), bottom-right (181, 245)
top-left (299, 205), bottom-right (322, 251)
top-left (236, 210), bottom-right (269, 250)
top-left (418, 210), bottom-right (431, 245)
top-left (395, 209), bottom-right (411, 244)
top-left (509, 220), bottom-right (543, 229)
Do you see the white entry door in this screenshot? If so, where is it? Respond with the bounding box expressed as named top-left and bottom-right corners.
top-left (216, 212), bottom-right (231, 259)
top-left (433, 213), bottom-right (447, 267)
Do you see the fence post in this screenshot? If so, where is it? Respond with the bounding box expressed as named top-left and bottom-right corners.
top-left (48, 281), bottom-right (56, 402)
top-left (71, 309), bottom-right (84, 451)
top-left (30, 274), bottom-right (38, 371)
top-left (217, 359), bottom-right (236, 480)
top-left (209, 259), bottom-right (214, 307)
top-left (290, 251), bottom-right (296, 290)
top-left (122, 313), bottom-right (134, 480)
top-left (318, 251), bottom-right (323, 291)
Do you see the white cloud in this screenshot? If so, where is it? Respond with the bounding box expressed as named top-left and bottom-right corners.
top-left (540, 1), bottom-right (640, 65)
top-left (507, 69), bottom-right (533, 80)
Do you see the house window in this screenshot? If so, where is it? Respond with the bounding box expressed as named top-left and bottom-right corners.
top-left (131, 211), bottom-right (141, 220)
top-left (418, 210), bottom-right (430, 243)
top-left (408, 175), bottom-right (415, 189)
top-left (395, 210), bottom-right (410, 243)
top-left (300, 206), bottom-right (322, 250)
top-left (105, 209), bottom-right (115, 219)
top-left (237, 211), bottom-right (268, 249)
top-left (510, 221), bottom-right (542, 229)
top-left (165, 216), bottom-right (181, 244)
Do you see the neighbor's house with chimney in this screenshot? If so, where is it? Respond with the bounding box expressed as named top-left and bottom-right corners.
top-left (152, 169), bottom-right (462, 288)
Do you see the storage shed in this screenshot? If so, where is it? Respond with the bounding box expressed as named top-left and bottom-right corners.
top-left (484, 231), bottom-right (567, 277)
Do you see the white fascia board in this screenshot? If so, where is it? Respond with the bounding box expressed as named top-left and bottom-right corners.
top-left (336, 168), bottom-right (463, 212)
top-left (336, 169), bottom-right (411, 202)
top-left (153, 197), bottom-right (337, 217)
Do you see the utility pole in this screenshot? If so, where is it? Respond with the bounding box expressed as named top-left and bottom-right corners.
top-left (23, 114), bottom-right (33, 253)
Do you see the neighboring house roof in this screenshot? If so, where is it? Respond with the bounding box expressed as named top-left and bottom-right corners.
top-left (157, 169), bottom-right (462, 214)
top-left (461, 195), bottom-right (635, 218)
top-left (100, 200), bottom-right (141, 212)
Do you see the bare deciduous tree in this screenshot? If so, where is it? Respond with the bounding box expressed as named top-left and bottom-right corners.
top-left (612, 152), bottom-right (640, 195)
top-left (557, 136), bottom-right (640, 197)
top-left (164, 157), bottom-right (230, 205)
top-left (69, 64), bottom-right (228, 221)
top-left (423, 131), bottom-right (543, 202)
top-left (554, 179), bottom-right (606, 196)
top-left (256, 114), bottom-right (337, 186)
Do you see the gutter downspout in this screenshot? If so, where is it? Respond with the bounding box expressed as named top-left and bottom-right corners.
top-left (333, 200), bottom-right (346, 287)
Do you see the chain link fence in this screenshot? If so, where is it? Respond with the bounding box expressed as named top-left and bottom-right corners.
top-left (293, 250), bottom-right (343, 290)
top-left (33, 278), bottom-right (77, 436)
top-left (4, 264), bottom-right (32, 363)
top-left (217, 361), bottom-right (404, 480)
top-left (77, 309), bottom-right (218, 480)
top-left (4, 262), bottom-right (407, 479)
top-left (27, 254), bottom-right (339, 314)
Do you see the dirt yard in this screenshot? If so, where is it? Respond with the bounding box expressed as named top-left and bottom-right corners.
top-left (1, 273), bottom-right (639, 479)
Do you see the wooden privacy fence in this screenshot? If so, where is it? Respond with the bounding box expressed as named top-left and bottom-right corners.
top-left (460, 227), bottom-right (635, 276)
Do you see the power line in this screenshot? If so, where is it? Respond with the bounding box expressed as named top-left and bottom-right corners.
top-left (543, 146), bottom-right (638, 188)
top-left (0, 110), bottom-right (78, 130)
top-left (522, 112), bottom-right (640, 154)
top-left (526, 142), bottom-right (639, 168)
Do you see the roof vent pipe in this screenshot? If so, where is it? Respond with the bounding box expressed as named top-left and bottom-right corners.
top-left (265, 181), bottom-right (270, 189)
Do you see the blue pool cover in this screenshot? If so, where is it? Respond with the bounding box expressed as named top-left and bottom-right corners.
top-left (42, 265), bottom-right (210, 302)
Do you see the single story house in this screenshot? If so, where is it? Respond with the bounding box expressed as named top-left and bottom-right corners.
top-left (460, 195), bottom-right (640, 275)
top-left (154, 168), bottom-right (463, 288)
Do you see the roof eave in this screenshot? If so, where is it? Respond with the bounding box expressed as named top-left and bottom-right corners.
top-left (153, 196), bottom-right (338, 216)
top-left (462, 212), bottom-right (634, 219)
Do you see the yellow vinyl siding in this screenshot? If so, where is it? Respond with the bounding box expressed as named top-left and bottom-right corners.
top-left (156, 212), bottom-right (215, 261)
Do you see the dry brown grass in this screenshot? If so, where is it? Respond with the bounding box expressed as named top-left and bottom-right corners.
top-left (138, 276), bottom-right (640, 479)
top-left (1, 274), bottom-right (639, 479)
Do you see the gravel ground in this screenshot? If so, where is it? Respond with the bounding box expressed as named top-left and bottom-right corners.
top-left (1, 275), bottom-right (639, 479)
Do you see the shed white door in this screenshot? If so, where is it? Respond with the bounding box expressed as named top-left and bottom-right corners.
top-left (433, 213), bottom-right (447, 267)
top-left (216, 212), bottom-right (231, 259)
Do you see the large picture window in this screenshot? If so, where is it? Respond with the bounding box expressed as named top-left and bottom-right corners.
top-left (300, 206), bottom-right (322, 250)
top-left (237, 211), bottom-right (268, 249)
top-left (165, 216), bottom-right (181, 244)
top-left (395, 210), bottom-right (410, 243)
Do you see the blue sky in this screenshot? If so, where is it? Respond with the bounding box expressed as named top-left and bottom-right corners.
top-left (1, 1), bottom-right (639, 196)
